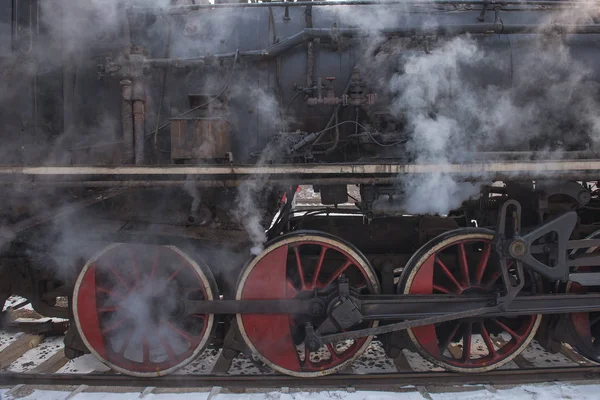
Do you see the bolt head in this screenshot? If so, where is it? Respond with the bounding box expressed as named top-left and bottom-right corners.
top-left (309, 301), bottom-right (324, 316)
top-left (509, 240), bottom-right (526, 257)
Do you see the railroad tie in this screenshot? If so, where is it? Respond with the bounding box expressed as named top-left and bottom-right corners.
top-left (416, 386), bottom-right (433, 400)
top-left (139, 387), bottom-right (156, 399)
top-left (0, 334), bottom-right (43, 369)
top-left (560, 344), bottom-right (598, 366)
top-left (484, 384), bottom-right (498, 393)
top-left (392, 351), bottom-right (413, 372)
top-left (65, 384), bottom-right (88, 400)
top-left (207, 386), bottom-right (222, 400)
top-left (28, 349), bottom-right (69, 374)
top-left (4, 384), bottom-right (25, 398)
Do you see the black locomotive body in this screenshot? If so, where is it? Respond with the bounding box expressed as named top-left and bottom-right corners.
top-left (2, 0), bottom-right (600, 378)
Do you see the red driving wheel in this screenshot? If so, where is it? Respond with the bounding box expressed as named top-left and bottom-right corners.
top-left (565, 229), bottom-right (600, 363)
top-left (236, 231), bottom-right (380, 377)
top-left (73, 243), bottom-right (216, 377)
top-left (399, 229), bottom-right (541, 373)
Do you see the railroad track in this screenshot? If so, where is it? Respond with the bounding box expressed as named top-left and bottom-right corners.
top-left (2, 366), bottom-right (600, 389)
top-left (3, 298), bottom-right (600, 397)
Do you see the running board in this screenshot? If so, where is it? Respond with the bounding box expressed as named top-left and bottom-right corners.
top-left (2, 159), bottom-right (600, 186)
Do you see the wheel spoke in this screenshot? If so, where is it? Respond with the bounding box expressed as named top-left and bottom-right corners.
top-left (293, 246), bottom-right (307, 289)
top-left (168, 265), bottom-right (186, 281)
top-left (480, 322), bottom-right (497, 357)
top-left (159, 333), bottom-right (178, 361)
top-left (432, 284), bottom-right (452, 294)
top-left (492, 318), bottom-right (522, 340)
top-left (311, 246), bottom-right (327, 287)
top-left (286, 279), bottom-right (298, 297)
top-left (128, 248), bottom-right (141, 285)
top-left (96, 286), bottom-right (125, 300)
top-left (326, 343), bottom-right (340, 361)
top-left (474, 243), bottom-right (491, 284)
top-left (435, 257), bottom-right (463, 292)
top-left (303, 345), bottom-right (311, 366)
top-left (108, 266), bottom-right (130, 290)
top-left (325, 260), bottom-right (353, 286)
top-left (102, 318), bottom-right (125, 335)
top-left (439, 322), bottom-right (461, 355)
top-left (485, 271), bottom-right (503, 289)
top-left (457, 243), bottom-right (471, 287)
top-left (590, 314), bottom-right (600, 328)
top-left (166, 321), bottom-right (194, 343)
top-left (150, 247), bottom-right (159, 279)
top-left (461, 322), bottom-right (473, 362)
top-left (142, 337), bottom-right (150, 363)
top-left (118, 327), bottom-right (135, 355)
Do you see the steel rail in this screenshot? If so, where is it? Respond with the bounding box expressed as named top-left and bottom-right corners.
top-left (2, 367), bottom-right (600, 388)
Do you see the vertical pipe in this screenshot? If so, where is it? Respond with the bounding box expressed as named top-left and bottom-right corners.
top-left (132, 79), bottom-right (146, 165)
top-left (120, 80), bottom-right (134, 164)
top-left (133, 100), bottom-right (145, 165)
top-left (305, 5), bottom-right (313, 90)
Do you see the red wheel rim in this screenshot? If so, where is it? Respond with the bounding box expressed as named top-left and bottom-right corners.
top-left (567, 237), bottom-right (600, 362)
top-left (236, 234), bottom-right (379, 377)
top-left (404, 234), bottom-right (540, 371)
top-left (569, 282), bottom-right (599, 357)
top-left (73, 243), bottom-right (215, 376)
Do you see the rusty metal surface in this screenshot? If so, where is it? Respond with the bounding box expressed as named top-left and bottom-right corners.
top-left (1, 366), bottom-right (600, 388)
top-left (170, 118), bottom-right (231, 161)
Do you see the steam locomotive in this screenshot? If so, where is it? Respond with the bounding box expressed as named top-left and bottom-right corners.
top-left (2, 0), bottom-right (600, 377)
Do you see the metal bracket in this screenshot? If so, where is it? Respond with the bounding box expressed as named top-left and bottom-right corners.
top-left (306, 304), bottom-right (502, 349)
top-left (497, 200), bottom-right (577, 281)
top-left (316, 297), bottom-right (363, 335)
top-left (493, 200), bottom-right (525, 303)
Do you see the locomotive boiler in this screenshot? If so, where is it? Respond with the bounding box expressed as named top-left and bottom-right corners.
top-left (2, 0), bottom-right (600, 379)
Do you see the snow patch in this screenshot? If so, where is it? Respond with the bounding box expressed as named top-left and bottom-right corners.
top-left (352, 341), bottom-right (397, 374)
top-left (0, 331), bottom-right (22, 352)
top-left (57, 354), bottom-right (111, 374)
top-left (401, 349), bottom-right (444, 371)
top-left (8, 336), bottom-right (64, 372)
top-left (520, 341), bottom-right (577, 368)
top-left (175, 347), bottom-right (221, 375)
top-left (3, 296), bottom-right (33, 312)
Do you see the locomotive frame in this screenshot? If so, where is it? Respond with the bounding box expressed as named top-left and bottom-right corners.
top-left (3, 0), bottom-right (600, 379)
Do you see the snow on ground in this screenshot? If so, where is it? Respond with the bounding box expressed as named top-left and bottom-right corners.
top-left (352, 341), bottom-right (397, 374)
top-left (401, 349), bottom-right (444, 372)
top-left (227, 353), bottom-right (274, 375)
top-left (3, 296), bottom-right (33, 312)
top-left (5, 383), bottom-right (600, 400)
top-left (175, 347), bottom-right (221, 375)
top-left (0, 331), bottom-right (22, 353)
top-left (57, 354), bottom-right (111, 374)
top-left (7, 336), bottom-right (64, 372)
top-left (519, 341), bottom-right (576, 368)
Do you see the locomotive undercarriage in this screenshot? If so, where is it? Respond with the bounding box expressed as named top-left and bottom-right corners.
top-left (2, 176), bottom-right (600, 377)
top-left (3, 0), bottom-right (600, 380)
